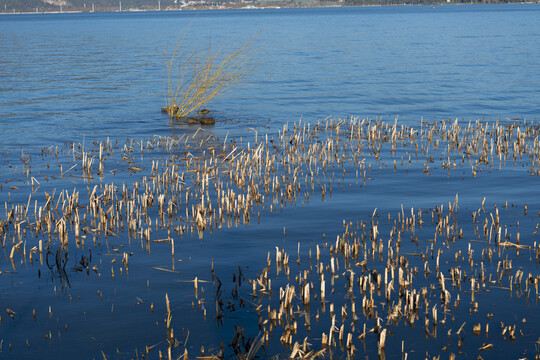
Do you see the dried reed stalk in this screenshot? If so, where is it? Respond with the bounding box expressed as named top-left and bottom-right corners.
top-left (164, 30), bottom-right (259, 119)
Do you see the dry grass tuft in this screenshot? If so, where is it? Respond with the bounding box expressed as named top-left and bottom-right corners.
top-left (164, 30), bottom-right (259, 119)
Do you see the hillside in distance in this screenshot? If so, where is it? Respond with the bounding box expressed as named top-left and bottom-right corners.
top-left (1, 0), bottom-right (528, 13)
top-left (2, 0), bottom-right (177, 11)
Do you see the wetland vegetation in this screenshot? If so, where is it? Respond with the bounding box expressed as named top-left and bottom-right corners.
top-left (2, 116), bottom-right (540, 359)
top-left (163, 31), bottom-right (258, 121)
top-left (1, 5), bottom-right (539, 360)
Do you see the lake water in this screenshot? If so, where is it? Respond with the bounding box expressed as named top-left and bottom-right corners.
top-left (1, 5), bottom-right (540, 360)
top-left (1, 4), bottom-right (539, 149)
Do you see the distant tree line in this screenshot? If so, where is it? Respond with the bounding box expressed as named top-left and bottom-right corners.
top-left (2, 0), bottom-right (44, 11)
top-left (0, 0), bottom-right (179, 11)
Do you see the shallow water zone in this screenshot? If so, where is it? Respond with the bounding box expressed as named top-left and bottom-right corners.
top-left (1, 117), bottom-right (540, 359)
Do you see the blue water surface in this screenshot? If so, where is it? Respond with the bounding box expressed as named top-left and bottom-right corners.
top-left (0, 5), bottom-right (540, 359)
top-left (0, 4), bottom-right (539, 150)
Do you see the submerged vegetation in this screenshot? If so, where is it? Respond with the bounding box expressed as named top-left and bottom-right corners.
top-left (163, 31), bottom-right (259, 120)
top-left (2, 117), bottom-right (540, 358)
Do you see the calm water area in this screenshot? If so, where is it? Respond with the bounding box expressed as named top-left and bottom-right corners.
top-left (1, 5), bottom-right (539, 148)
top-left (0, 4), bottom-right (540, 360)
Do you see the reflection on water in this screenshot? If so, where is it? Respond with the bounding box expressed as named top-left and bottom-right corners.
top-left (1, 116), bottom-right (540, 359)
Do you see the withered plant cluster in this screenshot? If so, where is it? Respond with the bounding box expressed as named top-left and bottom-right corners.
top-left (164, 31), bottom-right (259, 119)
top-left (2, 117), bottom-right (540, 359)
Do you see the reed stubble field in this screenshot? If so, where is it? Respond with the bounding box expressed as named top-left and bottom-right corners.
top-left (1, 117), bottom-right (540, 359)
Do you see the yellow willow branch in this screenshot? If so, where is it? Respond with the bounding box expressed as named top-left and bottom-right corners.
top-left (164, 31), bottom-right (260, 119)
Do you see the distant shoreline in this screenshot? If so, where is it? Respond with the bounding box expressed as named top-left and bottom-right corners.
top-left (1, 1), bottom-right (538, 15)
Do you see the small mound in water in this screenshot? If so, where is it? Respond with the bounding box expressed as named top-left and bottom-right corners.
top-left (161, 104), bottom-right (179, 116)
top-left (161, 105), bottom-right (215, 125)
top-left (186, 115), bottom-right (216, 125)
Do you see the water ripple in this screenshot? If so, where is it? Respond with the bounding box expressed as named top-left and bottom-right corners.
top-left (0, 4), bottom-right (538, 149)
